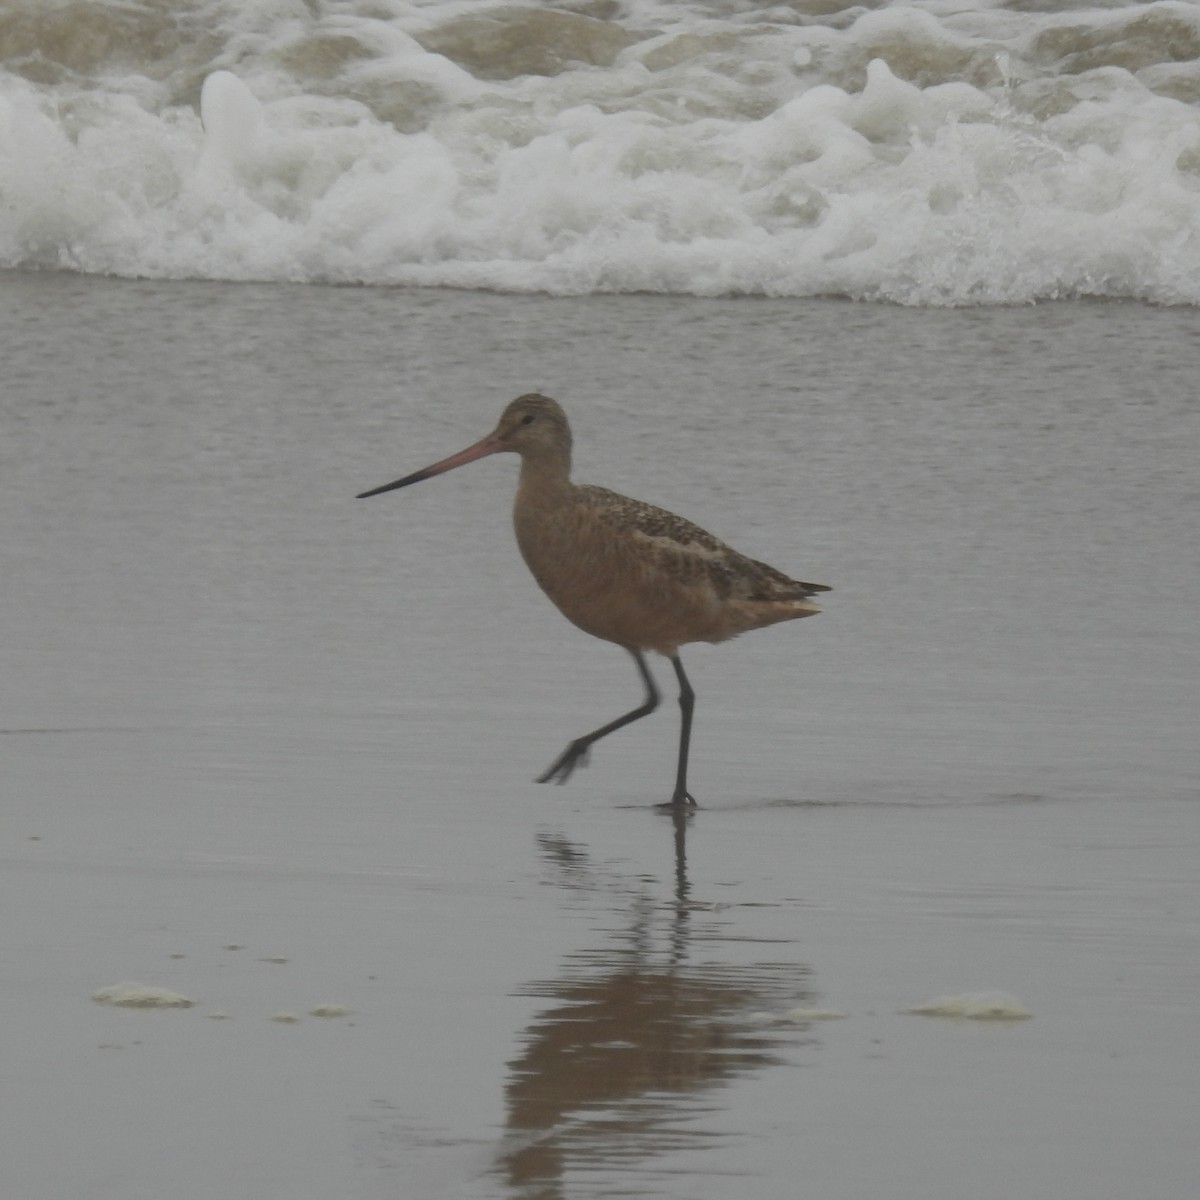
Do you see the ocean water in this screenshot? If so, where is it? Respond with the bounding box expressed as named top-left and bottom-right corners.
top-left (3, 0), bottom-right (1200, 302)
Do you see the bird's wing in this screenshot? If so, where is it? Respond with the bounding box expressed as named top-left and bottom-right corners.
top-left (581, 485), bottom-right (728, 552)
top-left (580, 485), bottom-right (830, 600)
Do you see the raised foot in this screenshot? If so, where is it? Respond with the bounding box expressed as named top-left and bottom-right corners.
top-left (535, 740), bottom-right (591, 786)
top-left (655, 789), bottom-right (698, 810)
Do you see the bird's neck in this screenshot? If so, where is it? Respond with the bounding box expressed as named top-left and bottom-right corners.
top-left (512, 451), bottom-right (579, 581)
top-left (516, 447), bottom-right (572, 500)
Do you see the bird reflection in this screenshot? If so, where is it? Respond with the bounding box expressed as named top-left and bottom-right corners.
top-left (498, 819), bottom-right (814, 1196)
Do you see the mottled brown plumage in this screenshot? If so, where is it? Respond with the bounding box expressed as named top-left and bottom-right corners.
top-left (358, 393), bottom-right (830, 807)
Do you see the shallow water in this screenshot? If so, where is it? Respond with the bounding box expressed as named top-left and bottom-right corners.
top-left (2, 271), bottom-right (1199, 1198)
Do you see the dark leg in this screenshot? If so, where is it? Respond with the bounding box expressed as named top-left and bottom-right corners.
top-left (668, 655), bottom-right (698, 807)
top-left (537, 649), bottom-right (660, 785)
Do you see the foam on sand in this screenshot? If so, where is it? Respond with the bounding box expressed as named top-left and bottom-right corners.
top-left (905, 992), bottom-right (1033, 1020)
top-left (784, 1006), bottom-right (849, 1022)
top-left (92, 983), bottom-right (196, 1009)
top-left (747, 1006), bottom-right (848, 1025)
top-left (309, 1004), bottom-right (349, 1018)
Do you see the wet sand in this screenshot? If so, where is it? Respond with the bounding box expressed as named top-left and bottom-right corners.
top-left (3, 272), bottom-right (1198, 1198)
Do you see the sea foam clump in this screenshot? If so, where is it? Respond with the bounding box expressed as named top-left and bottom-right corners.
top-left (92, 983), bottom-right (196, 1009)
top-left (906, 992), bottom-right (1033, 1020)
top-left (2, 0), bottom-right (1199, 304)
top-left (309, 1003), bottom-right (349, 1018)
top-left (747, 1006), bottom-right (848, 1024)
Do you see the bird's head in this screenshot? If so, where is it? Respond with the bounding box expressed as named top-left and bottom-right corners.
top-left (356, 393), bottom-right (572, 499)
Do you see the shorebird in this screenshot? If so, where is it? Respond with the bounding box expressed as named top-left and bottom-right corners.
top-left (358, 394), bottom-right (829, 807)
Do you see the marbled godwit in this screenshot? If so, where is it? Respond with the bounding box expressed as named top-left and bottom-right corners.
top-left (358, 394), bottom-right (829, 807)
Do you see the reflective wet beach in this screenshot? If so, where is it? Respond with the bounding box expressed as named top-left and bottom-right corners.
top-left (3, 273), bottom-right (1198, 1198)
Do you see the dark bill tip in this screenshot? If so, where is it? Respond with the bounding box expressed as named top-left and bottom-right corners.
top-left (355, 432), bottom-right (504, 500)
top-left (356, 470), bottom-right (432, 499)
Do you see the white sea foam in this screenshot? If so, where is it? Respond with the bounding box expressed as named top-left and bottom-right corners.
top-left (309, 1003), bottom-right (350, 1017)
top-left (747, 1006), bottom-right (849, 1023)
top-left (906, 992), bottom-right (1033, 1020)
top-left (92, 983), bottom-right (196, 1008)
top-left (2, 0), bottom-right (1200, 303)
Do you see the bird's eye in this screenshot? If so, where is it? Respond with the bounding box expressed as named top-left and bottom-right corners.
top-left (521, 414), bottom-right (535, 426)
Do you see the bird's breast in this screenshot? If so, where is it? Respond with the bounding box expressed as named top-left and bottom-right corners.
top-left (511, 488), bottom-right (726, 653)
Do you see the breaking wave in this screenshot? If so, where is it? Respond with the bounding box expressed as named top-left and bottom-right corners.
top-left (3, 0), bottom-right (1200, 303)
